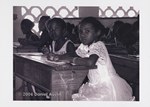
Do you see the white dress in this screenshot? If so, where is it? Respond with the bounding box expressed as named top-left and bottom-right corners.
top-left (50, 40), bottom-right (73, 55)
top-left (72, 41), bottom-right (133, 101)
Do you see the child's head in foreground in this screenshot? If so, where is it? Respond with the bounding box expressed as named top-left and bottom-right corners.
top-left (46, 18), bottom-right (66, 41)
top-left (78, 17), bottom-right (105, 46)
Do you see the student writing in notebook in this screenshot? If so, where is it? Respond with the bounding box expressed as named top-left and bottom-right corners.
top-left (44, 18), bottom-right (76, 60)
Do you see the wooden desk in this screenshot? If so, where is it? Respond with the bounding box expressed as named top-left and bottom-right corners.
top-left (14, 46), bottom-right (39, 53)
top-left (13, 42), bottom-right (38, 53)
top-left (109, 54), bottom-right (139, 100)
top-left (14, 53), bottom-right (96, 101)
top-left (110, 54), bottom-right (139, 83)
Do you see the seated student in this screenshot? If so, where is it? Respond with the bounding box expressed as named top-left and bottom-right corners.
top-left (111, 21), bottom-right (125, 44)
top-left (52, 17), bottom-right (134, 101)
top-left (38, 16), bottom-right (52, 52)
top-left (65, 22), bottom-right (78, 43)
top-left (97, 21), bottom-right (124, 44)
top-left (116, 23), bottom-right (138, 55)
top-left (44, 18), bottom-right (76, 58)
top-left (72, 25), bottom-right (81, 44)
top-left (29, 18), bottom-right (76, 100)
top-left (18, 19), bottom-right (39, 46)
top-left (18, 19), bottom-right (44, 100)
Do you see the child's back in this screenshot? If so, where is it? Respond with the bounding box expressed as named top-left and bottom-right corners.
top-left (19, 19), bottom-right (39, 46)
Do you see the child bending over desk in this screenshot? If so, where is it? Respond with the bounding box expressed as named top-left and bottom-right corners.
top-left (29, 18), bottom-right (76, 100)
top-left (54, 17), bottom-right (134, 101)
top-left (38, 16), bottom-right (53, 52)
top-left (18, 19), bottom-right (39, 46)
top-left (44, 18), bottom-right (76, 58)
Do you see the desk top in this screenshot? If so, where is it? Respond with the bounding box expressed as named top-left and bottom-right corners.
top-left (109, 54), bottom-right (139, 62)
top-left (14, 52), bottom-right (96, 71)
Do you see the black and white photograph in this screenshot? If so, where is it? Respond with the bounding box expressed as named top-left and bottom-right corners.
top-left (1, 0), bottom-right (150, 106)
top-left (13, 5), bottom-right (139, 101)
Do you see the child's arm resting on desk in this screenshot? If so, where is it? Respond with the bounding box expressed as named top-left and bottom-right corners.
top-left (46, 52), bottom-right (98, 67)
top-left (46, 41), bottom-right (77, 61)
top-left (71, 54), bottom-right (99, 67)
top-left (66, 42), bottom-right (107, 66)
top-left (58, 54), bottom-right (99, 67)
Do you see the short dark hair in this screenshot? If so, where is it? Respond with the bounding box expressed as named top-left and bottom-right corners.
top-left (39, 16), bottom-right (50, 22)
top-left (46, 18), bottom-right (66, 30)
top-left (21, 19), bottom-right (34, 29)
top-left (79, 17), bottom-right (105, 33)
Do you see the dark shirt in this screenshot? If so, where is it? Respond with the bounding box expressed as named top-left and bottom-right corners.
top-left (38, 30), bottom-right (52, 51)
top-left (18, 31), bottom-right (39, 46)
top-left (26, 32), bottom-right (39, 41)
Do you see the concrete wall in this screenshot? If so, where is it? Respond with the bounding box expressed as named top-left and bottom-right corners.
top-left (13, 6), bottom-right (24, 42)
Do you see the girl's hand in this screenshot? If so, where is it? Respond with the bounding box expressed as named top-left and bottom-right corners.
top-left (41, 45), bottom-right (49, 54)
top-left (47, 53), bottom-right (60, 61)
top-left (59, 56), bottom-right (74, 64)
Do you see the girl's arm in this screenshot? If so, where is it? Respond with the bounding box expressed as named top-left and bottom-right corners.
top-left (47, 51), bottom-right (98, 67)
top-left (70, 41), bottom-right (106, 67)
top-left (72, 54), bottom-right (99, 67)
top-left (55, 54), bottom-right (98, 67)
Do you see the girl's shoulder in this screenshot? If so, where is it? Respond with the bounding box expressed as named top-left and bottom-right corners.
top-left (65, 39), bottom-right (75, 46)
top-left (95, 41), bottom-right (105, 45)
top-left (90, 41), bottom-right (105, 49)
top-left (66, 39), bottom-right (73, 43)
top-left (77, 41), bottom-right (105, 51)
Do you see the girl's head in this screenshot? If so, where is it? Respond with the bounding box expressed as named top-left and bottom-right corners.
top-left (112, 21), bottom-right (124, 35)
top-left (116, 23), bottom-right (138, 47)
top-left (78, 17), bottom-right (104, 45)
top-left (21, 19), bottom-right (34, 34)
top-left (46, 18), bottom-right (66, 41)
top-left (38, 16), bottom-right (50, 31)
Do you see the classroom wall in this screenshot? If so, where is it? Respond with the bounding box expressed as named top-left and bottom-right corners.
top-left (79, 7), bottom-right (99, 17)
top-left (13, 6), bottom-right (24, 42)
top-left (64, 17), bottom-right (137, 28)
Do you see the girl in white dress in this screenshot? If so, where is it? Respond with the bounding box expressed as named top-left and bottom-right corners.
top-left (45, 18), bottom-right (76, 59)
top-left (70, 17), bottom-right (134, 101)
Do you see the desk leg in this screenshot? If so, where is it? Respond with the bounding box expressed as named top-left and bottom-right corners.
top-left (23, 82), bottom-right (50, 100)
top-left (13, 76), bottom-right (34, 100)
top-left (13, 76), bottom-right (24, 100)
